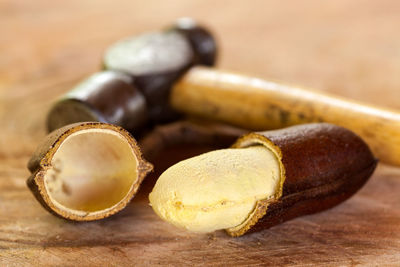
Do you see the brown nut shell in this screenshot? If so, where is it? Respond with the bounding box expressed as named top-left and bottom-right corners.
top-left (27, 122), bottom-right (153, 221)
top-left (227, 123), bottom-right (377, 236)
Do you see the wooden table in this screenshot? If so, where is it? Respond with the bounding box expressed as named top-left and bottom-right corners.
top-left (1, 0), bottom-right (400, 265)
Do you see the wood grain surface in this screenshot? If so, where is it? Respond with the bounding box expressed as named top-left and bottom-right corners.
top-left (1, 0), bottom-right (400, 265)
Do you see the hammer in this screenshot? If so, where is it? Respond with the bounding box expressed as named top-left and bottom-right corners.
top-left (47, 18), bottom-right (400, 166)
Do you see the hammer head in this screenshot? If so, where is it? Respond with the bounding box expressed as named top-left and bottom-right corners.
top-left (103, 17), bottom-right (217, 123)
top-left (172, 17), bottom-right (217, 67)
top-left (47, 18), bottom-right (217, 134)
top-left (47, 71), bottom-right (148, 134)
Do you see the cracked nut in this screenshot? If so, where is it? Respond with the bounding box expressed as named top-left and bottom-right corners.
top-left (149, 123), bottom-right (377, 236)
top-left (27, 122), bottom-right (152, 221)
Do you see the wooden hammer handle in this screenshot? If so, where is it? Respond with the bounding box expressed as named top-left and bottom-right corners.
top-left (171, 66), bottom-right (400, 166)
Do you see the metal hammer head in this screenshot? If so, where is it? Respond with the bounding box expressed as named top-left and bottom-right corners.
top-left (47, 18), bottom-right (217, 134)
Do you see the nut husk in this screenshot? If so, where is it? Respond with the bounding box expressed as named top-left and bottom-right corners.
top-left (27, 122), bottom-right (152, 221)
top-left (226, 123), bottom-right (377, 236)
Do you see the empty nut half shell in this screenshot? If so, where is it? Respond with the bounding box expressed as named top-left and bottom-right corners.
top-left (27, 122), bottom-right (153, 221)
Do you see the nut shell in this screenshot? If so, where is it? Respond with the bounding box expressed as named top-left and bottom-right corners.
top-left (27, 122), bottom-right (153, 221)
top-left (227, 123), bottom-right (377, 236)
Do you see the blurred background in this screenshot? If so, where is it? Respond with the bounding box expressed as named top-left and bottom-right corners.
top-left (2, 1), bottom-right (400, 143)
